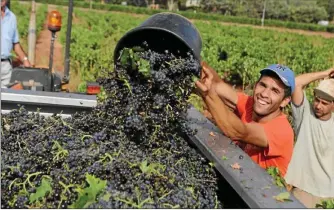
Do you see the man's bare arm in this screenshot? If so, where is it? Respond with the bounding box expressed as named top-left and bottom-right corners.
top-left (213, 81), bottom-right (238, 111)
top-left (202, 85), bottom-right (268, 147)
top-left (293, 68), bottom-right (334, 106)
top-left (13, 43), bottom-right (31, 67)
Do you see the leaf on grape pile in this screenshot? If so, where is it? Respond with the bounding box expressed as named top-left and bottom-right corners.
top-left (140, 160), bottom-right (149, 173)
top-left (69, 174), bottom-right (107, 209)
top-left (191, 76), bottom-right (199, 83)
top-left (132, 46), bottom-right (144, 52)
top-left (29, 178), bottom-right (52, 204)
top-left (273, 192), bottom-right (292, 202)
top-left (139, 160), bottom-right (164, 176)
top-left (102, 192), bottom-right (112, 201)
top-left (120, 48), bottom-right (130, 66)
top-left (138, 58), bottom-right (150, 77)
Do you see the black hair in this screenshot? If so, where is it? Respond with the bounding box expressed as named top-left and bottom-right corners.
top-left (257, 71), bottom-right (291, 98)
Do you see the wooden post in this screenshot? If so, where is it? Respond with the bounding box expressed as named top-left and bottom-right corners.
top-left (28, 0), bottom-right (36, 66)
top-left (261, 0), bottom-right (266, 27)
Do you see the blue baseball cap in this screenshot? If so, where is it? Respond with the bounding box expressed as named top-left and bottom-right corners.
top-left (260, 64), bottom-right (295, 93)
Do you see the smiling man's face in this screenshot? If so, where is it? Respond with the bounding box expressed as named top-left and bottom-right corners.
top-left (253, 74), bottom-right (290, 117)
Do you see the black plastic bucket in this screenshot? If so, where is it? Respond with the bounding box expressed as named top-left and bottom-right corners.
top-left (113, 12), bottom-right (202, 63)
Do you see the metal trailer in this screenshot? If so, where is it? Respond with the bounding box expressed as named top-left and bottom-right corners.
top-left (186, 107), bottom-right (305, 208)
top-left (1, 88), bottom-right (97, 118)
top-left (0, 91), bottom-right (306, 208)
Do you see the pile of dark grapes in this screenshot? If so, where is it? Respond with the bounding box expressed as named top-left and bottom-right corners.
top-left (1, 46), bottom-right (245, 209)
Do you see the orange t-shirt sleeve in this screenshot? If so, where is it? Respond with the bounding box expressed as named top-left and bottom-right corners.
top-left (261, 118), bottom-right (293, 157)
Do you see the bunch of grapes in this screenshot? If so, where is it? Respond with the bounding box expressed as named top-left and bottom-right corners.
top-left (1, 45), bottom-right (246, 209)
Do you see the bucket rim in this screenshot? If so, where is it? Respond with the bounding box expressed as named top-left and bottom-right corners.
top-left (140, 12), bottom-right (202, 36)
top-left (114, 26), bottom-right (202, 63)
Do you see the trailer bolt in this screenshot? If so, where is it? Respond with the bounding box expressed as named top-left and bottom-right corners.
top-left (239, 155), bottom-right (244, 160)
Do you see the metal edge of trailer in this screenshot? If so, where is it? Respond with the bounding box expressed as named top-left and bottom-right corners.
top-left (185, 106), bottom-right (306, 209)
top-left (1, 88), bottom-right (97, 117)
top-left (1, 88), bottom-right (97, 107)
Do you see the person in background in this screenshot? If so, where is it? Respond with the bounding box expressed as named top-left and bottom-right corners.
top-left (1, 0), bottom-right (31, 88)
top-left (195, 63), bottom-right (295, 177)
top-left (284, 68), bottom-right (334, 208)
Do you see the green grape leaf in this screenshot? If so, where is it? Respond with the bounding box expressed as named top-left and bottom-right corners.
top-left (273, 192), bottom-right (292, 202)
top-left (29, 177), bottom-right (52, 204)
top-left (120, 48), bottom-right (130, 66)
top-left (69, 174), bottom-right (107, 209)
top-left (140, 160), bottom-right (149, 173)
top-left (138, 58), bottom-right (150, 77)
top-left (102, 192), bottom-right (112, 201)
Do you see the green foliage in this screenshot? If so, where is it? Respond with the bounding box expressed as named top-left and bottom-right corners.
top-left (47, 4), bottom-right (334, 95)
top-left (187, 93), bottom-right (204, 112)
top-left (69, 174), bottom-right (107, 209)
top-left (139, 160), bottom-right (165, 177)
top-left (11, 1), bottom-right (48, 56)
top-left (273, 192), bottom-right (292, 202)
top-left (11, 1), bottom-right (31, 40)
top-left (15, 1), bottom-right (334, 95)
top-left (200, 0), bottom-right (330, 24)
top-left (55, 8), bottom-right (144, 88)
top-left (14, 0), bottom-right (334, 33)
top-left (29, 177), bottom-right (52, 204)
top-left (198, 21), bottom-right (334, 88)
top-left (266, 167), bottom-right (286, 188)
top-left (77, 82), bottom-right (87, 93)
top-left (316, 199), bottom-right (334, 209)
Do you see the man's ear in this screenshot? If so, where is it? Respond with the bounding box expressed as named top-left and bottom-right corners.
top-left (280, 96), bottom-right (291, 108)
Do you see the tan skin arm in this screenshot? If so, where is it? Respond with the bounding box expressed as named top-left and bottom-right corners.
top-left (200, 62), bottom-right (238, 111)
top-left (196, 66), bottom-right (268, 148)
top-left (13, 43), bottom-right (31, 67)
top-left (293, 68), bottom-right (334, 106)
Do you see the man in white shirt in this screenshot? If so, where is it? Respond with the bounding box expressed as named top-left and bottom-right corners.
top-left (1, 0), bottom-right (31, 88)
top-left (285, 68), bottom-right (334, 208)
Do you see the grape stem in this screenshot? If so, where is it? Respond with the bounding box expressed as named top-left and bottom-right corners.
top-left (58, 181), bottom-right (76, 209)
top-left (52, 141), bottom-right (69, 162)
top-left (11, 172), bottom-right (42, 194)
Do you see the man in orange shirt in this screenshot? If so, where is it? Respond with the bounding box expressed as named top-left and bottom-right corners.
top-left (195, 64), bottom-right (295, 176)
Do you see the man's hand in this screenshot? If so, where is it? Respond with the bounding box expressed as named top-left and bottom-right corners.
top-left (13, 43), bottom-right (31, 68)
top-left (199, 78), bottom-right (269, 147)
top-left (195, 64), bottom-right (214, 96)
top-left (293, 66), bottom-right (334, 106)
top-left (326, 67), bottom-right (334, 78)
top-left (23, 59), bottom-right (31, 68)
top-left (201, 61), bottom-right (222, 83)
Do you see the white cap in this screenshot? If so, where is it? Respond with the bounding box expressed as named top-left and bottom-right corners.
top-left (314, 79), bottom-right (334, 102)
